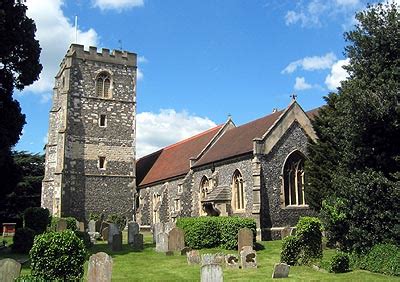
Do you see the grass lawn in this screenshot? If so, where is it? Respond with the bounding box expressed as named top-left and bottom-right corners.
top-left (2, 232), bottom-right (398, 281)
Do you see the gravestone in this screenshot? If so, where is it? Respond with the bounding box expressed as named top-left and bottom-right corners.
top-left (79, 222), bottom-right (85, 232)
top-left (102, 227), bottom-right (109, 242)
top-left (131, 234), bottom-right (144, 250)
top-left (225, 254), bottom-right (239, 268)
top-left (0, 258), bottom-right (21, 282)
top-left (128, 222), bottom-right (140, 245)
top-left (100, 222), bottom-right (109, 234)
top-left (240, 246), bottom-right (257, 269)
top-left (57, 218), bottom-right (67, 231)
top-left (108, 223), bottom-right (120, 245)
top-left (87, 252), bottom-right (113, 282)
top-left (168, 227), bottom-right (185, 252)
top-left (111, 233), bottom-right (122, 252)
top-left (156, 232), bottom-right (168, 252)
top-left (272, 263), bottom-right (290, 278)
top-left (187, 250), bottom-right (201, 265)
top-left (89, 220), bottom-right (96, 233)
top-left (280, 227), bottom-right (291, 240)
top-left (153, 222), bottom-right (164, 243)
top-left (201, 253), bottom-right (225, 266)
top-left (200, 264), bottom-right (223, 282)
top-left (238, 228), bottom-right (253, 252)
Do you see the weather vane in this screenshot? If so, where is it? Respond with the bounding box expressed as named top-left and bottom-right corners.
top-left (290, 93), bottom-right (297, 100)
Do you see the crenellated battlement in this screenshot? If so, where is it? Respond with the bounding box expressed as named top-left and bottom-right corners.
top-left (67, 44), bottom-right (137, 67)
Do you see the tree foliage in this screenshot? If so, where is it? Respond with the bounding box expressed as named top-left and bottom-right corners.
top-left (305, 2), bottom-right (400, 253)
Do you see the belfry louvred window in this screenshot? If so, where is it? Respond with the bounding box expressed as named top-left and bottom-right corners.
top-left (96, 72), bottom-right (111, 97)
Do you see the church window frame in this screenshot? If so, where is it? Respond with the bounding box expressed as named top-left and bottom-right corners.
top-left (98, 156), bottom-right (106, 170)
top-left (199, 176), bottom-right (209, 215)
top-left (99, 114), bottom-right (107, 127)
top-left (231, 169), bottom-right (245, 212)
top-left (282, 150), bottom-right (307, 207)
top-left (95, 71), bottom-right (112, 98)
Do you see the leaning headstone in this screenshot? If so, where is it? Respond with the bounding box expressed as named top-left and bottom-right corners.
top-left (57, 218), bottom-right (67, 231)
top-left (272, 263), bottom-right (290, 278)
top-left (0, 258), bottom-right (21, 282)
top-left (87, 252), bottom-right (113, 282)
top-left (89, 220), bottom-right (96, 233)
top-left (280, 227), bottom-right (291, 240)
top-left (156, 232), bottom-right (169, 252)
top-left (153, 222), bottom-right (164, 243)
top-left (240, 246), bottom-right (257, 269)
top-left (200, 264), bottom-right (223, 282)
top-left (187, 250), bottom-right (201, 265)
top-left (131, 234), bottom-right (144, 250)
top-left (111, 233), bottom-right (122, 252)
top-left (79, 222), bottom-right (85, 232)
top-left (102, 227), bottom-right (109, 242)
top-left (128, 222), bottom-right (140, 245)
top-left (168, 227), bottom-right (185, 252)
top-left (108, 223), bottom-right (120, 245)
top-left (225, 254), bottom-right (239, 268)
top-left (238, 228), bottom-right (253, 252)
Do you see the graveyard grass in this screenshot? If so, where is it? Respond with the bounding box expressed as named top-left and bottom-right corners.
top-left (5, 232), bottom-right (397, 281)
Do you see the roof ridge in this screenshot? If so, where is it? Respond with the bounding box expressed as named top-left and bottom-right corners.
top-left (163, 124), bottom-right (223, 150)
top-left (235, 109), bottom-right (284, 129)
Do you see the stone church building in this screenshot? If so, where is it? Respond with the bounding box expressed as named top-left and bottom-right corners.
top-left (42, 44), bottom-right (318, 240)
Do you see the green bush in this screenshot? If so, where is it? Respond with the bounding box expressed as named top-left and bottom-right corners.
top-left (360, 243), bottom-right (400, 276)
top-left (330, 252), bottom-right (350, 273)
top-left (23, 207), bottom-right (50, 235)
top-left (65, 217), bottom-right (77, 231)
top-left (74, 231), bottom-right (93, 249)
top-left (30, 230), bottom-right (87, 280)
top-left (296, 217), bottom-right (323, 263)
top-left (280, 235), bottom-right (300, 265)
top-left (12, 227), bottom-right (35, 254)
top-left (177, 216), bottom-right (256, 250)
top-left (107, 214), bottom-right (126, 231)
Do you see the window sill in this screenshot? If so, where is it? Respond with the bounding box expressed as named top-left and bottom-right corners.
top-left (282, 205), bottom-right (309, 210)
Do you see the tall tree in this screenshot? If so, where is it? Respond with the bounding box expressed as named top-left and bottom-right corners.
top-left (305, 2), bottom-right (400, 252)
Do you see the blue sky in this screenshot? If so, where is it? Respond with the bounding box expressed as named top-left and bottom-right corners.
top-left (16, 0), bottom-right (383, 157)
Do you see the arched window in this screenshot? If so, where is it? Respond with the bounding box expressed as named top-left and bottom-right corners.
top-left (96, 72), bottom-right (112, 98)
top-left (231, 170), bottom-right (245, 211)
top-left (283, 151), bottom-right (306, 206)
top-left (152, 193), bottom-right (161, 223)
top-left (199, 176), bottom-right (209, 215)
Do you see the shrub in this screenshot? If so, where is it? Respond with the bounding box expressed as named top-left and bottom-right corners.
top-left (30, 230), bottom-right (87, 280)
top-left (296, 217), bottom-right (322, 263)
top-left (177, 216), bottom-right (256, 250)
top-left (107, 214), bottom-right (126, 231)
top-left (330, 252), bottom-right (350, 273)
top-left (65, 217), bottom-right (77, 231)
top-left (23, 207), bottom-right (50, 235)
top-left (361, 243), bottom-right (400, 276)
top-left (280, 235), bottom-right (300, 265)
top-left (12, 227), bottom-right (35, 254)
top-left (74, 231), bottom-right (93, 249)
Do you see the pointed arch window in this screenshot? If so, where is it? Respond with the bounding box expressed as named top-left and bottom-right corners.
top-left (96, 72), bottom-right (112, 98)
top-left (283, 151), bottom-right (306, 206)
top-left (199, 176), bottom-right (209, 215)
top-left (232, 170), bottom-right (245, 211)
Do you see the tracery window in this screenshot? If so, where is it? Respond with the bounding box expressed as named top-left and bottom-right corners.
top-left (232, 170), bottom-right (245, 211)
top-left (96, 72), bottom-right (111, 98)
top-left (283, 151), bottom-right (306, 206)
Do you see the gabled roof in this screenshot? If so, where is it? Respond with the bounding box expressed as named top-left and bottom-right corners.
top-left (137, 125), bottom-right (223, 187)
top-left (193, 110), bottom-right (284, 167)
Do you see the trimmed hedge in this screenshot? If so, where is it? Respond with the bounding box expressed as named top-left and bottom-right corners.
top-left (23, 207), bottom-right (50, 235)
top-left (296, 217), bottom-right (323, 264)
top-left (30, 230), bottom-right (87, 280)
top-left (12, 227), bottom-right (35, 254)
top-left (359, 243), bottom-right (400, 276)
top-left (177, 216), bottom-right (256, 250)
top-left (280, 235), bottom-right (300, 265)
top-left (330, 252), bottom-right (350, 273)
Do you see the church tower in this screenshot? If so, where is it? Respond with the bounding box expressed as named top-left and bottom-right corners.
top-left (42, 44), bottom-right (137, 221)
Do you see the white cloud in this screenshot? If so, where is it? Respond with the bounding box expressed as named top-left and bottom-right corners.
top-left (24, 0), bottom-right (98, 98)
top-left (294, 77), bottom-right (313, 90)
top-left (137, 56), bottom-right (148, 63)
top-left (325, 58), bottom-right (350, 91)
top-left (93, 0), bottom-right (144, 11)
top-left (136, 109), bottom-right (217, 158)
top-left (282, 52), bottom-right (337, 74)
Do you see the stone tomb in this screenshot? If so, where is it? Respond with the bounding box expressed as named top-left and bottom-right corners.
top-left (88, 252), bottom-right (113, 282)
top-left (156, 232), bottom-right (169, 252)
top-left (128, 222), bottom-right (140, 245)
top-left (186, 250), bottom-right (201, 265)
top-left (108, 223), bottom-right (120, 245)
top-left (272, 263), bottom-right (290, 278)
top-left (225, 254), bottom-right (239, 268)
top-left (240, 246), bottom-right (257, 269)
top-left (0, 258), bottom-right (21, 282)
top-left (167, 227), bottom-right (185, 252)
top-left (57, 218), bottom-right (67, 231)
top-left (200, 264), bottom-right (223, 282)
top-left (237, 228), bottom-right (253, 252)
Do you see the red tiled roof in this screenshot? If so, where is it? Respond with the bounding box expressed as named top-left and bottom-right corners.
top-left (193, 110), bottom-right (284, 167)
top-left (137, 125), bottom-right (223, 187)
top-left (306, 107), bottom-right (320, 120)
